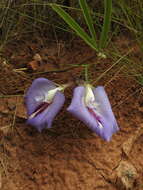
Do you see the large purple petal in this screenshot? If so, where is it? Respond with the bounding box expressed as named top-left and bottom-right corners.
top-left (67, 86), bottom-right (103, 134)
top-left (27, 91), bottom-right (65, 132)
top-left (25, 78), bottom-right (56, 115)
top-left (93, 86), bottom-right (119, 134)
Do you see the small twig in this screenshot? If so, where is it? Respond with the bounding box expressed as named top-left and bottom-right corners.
top-left (11, 97), bottom-right (18, 129)
top-left (10, 98), bottom-right (24, 139)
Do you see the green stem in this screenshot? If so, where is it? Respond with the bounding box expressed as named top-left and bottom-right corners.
top-left (84, 64), bottom-right (89, 82)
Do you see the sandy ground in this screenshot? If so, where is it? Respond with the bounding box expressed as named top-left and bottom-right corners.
top-left (0, 36), bottom-right (143, 190)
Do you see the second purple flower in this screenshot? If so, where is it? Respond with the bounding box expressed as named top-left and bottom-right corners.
top-left (67, 84), bottom-right (119, 141)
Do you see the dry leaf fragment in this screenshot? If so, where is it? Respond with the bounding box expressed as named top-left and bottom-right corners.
top-left (28, 60), bottom-right (39, 71)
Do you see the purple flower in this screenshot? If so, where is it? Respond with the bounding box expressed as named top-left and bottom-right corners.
top-left (67, 84), bottom-right (119, 141)
top-left (25, 78), bottom-right (65, 132)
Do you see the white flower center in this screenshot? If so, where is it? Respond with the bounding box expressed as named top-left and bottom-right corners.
top-left (84, 84), bottom-right (95, 105)
top-left (44, 87), bottom-right (62, 103)
top-left (84, 84), bottom-right (99, 109)
top-left (84, 84), bottom-right (103, 129)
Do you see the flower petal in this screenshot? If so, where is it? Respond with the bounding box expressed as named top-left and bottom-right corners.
top-left (93, 86), bottom-right (119, 134)
top-left (27, 91), bottom-right (65, 132)
top-left (67, 86), bottom-right (103, 133)
top-left (25, 78), bottom-right (56, 116)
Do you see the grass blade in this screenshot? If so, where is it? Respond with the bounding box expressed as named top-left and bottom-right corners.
top-left (51, 4), bottom-right (98, 51)
top-left (99, 0), bottom-right (112, 49)
top-left (79, 0), bottom-right (97, 47)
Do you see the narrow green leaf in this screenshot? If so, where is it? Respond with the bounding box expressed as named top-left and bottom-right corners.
top-left (99, 0), bottom-right (112, 49)
top-left (51, 4), bottom-right (98, 51)
top-left (79, 0), bottom-right (97, 46)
